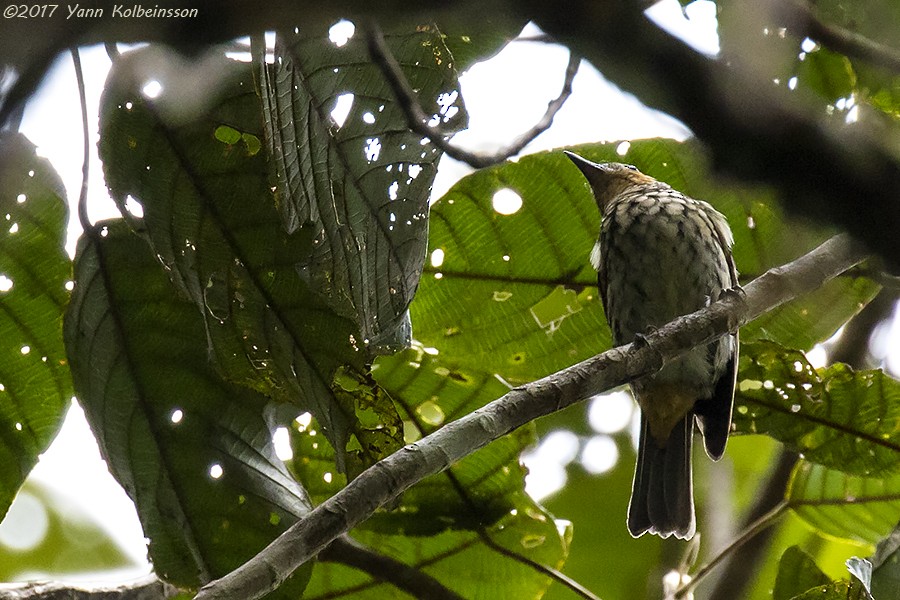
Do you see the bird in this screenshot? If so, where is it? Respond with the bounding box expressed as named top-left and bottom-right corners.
top-left (565, 151), bottom-right (739, 540)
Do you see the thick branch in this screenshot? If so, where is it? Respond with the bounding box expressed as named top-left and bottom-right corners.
top-left (319, 536), bottom-right (466, 600)
top-left (195, 234), bottom-right (870, 600)
top-left (0, 576), bottom-right (179, 600)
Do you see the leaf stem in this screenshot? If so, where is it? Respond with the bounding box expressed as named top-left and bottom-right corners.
top-left (70, 46), bottom-right (93, 234)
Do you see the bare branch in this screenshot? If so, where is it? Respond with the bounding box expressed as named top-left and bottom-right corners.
top-left (320, 536), bottom-right (466, 600)
top-left (0, 576), bottom-right (180, 600)
top-left (364, 21), bottom-right (579, 169)
top-left (194, 234), bottom-right (870, 600)
top-left (702, 450), bottom-right (798, 599)
top-left (674, 501), bottom-right (791, 599)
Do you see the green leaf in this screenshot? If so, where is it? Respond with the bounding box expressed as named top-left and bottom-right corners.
top-left (261, 26), bottom-right (467, 353)
top-left (774, 546), bottom-right (831, 600)
top-left (305, 513), bottom-right (570, 600)
top-left (734, 342), bottom-right (900, 476)
top-left (790, 579), bottom-right (873, 600)
top-left (787, 461), bottom-right (900, 546)
top-left (291, 343), bottom-right (569, 597)
top-left (290, 343), bottom-right (552, 534)
top-left (742, 273), bottom-right (877, 352)
top-left (97, 46), bottom-right (392, 465)
top-left (794, 47), bottom-right (856, 105)
top-left (64, 220), bottom-right (312, 593)
top-left (0, 131), bottom-right (72, 522)
top-left (435, 18), bottom-right (528, 72)
top-left (412, 139), bottom-right (876, 386)
top-left (872, 528), bottom-right (900, 599)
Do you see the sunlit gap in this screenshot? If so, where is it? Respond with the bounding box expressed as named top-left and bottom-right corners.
top-left (522, 390), bottom-right (635, 502)
top-left (644, 0), bottom-right (720, 57)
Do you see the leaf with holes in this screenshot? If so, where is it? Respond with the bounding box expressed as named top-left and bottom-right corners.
top-left (64, 220), bottom-right (312, 592)
top-left (412, 139), bottom-right (876, 385)
top-left (290, 344), bottom-right (552, 534)
top-left (98, 46), bottom-right (398, 467)
top-left (733, 341), bottom-right (900, 476)
top-left (261, 25), bottom-right (467, 353)
top-left (787, 461), bottom-right (900, 546)
top-left (0, 132), bottom-right (72, 523)
top-left (290, 343), bottom-right (569, 596)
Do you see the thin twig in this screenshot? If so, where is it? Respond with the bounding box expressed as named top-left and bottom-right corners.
top-left (674, 501), bottom-right (790, 599)
top-left (703, 450), bottom-right (798, 599)
top-left (195, 235), bottom-right (870, 600)
top-left (365, 21), bottom-right (580, 169)
top-left (70, 47), bottom-right (92, 233)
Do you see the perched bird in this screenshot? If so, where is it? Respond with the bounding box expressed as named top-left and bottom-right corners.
top-left (565, 152), bottom-right (739, 540)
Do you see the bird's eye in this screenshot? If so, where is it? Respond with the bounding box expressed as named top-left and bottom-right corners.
top-left (623, 164), bottom-right (638, 171)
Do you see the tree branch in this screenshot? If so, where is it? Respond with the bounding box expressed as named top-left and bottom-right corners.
top-left (702, 450), bottom-right (798, 599)
top-left (0, 576), bottom-right (180, 600)
top-left (364, 21), bottom-right (580, 169)
top-left (780, 0), bottom-right (900, 76)
top-left (194, 234), bottom-right (870, 600)
top-left (319, 536), bottom-right (466, 600)
top-left (674, 501), bottom-right (791, 599)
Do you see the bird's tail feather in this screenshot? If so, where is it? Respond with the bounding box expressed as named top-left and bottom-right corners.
top-left (627, 414), bottom-right (695, 539)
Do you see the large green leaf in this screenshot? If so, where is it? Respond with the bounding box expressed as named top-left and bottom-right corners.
top-left (0, 132), bottom-right (71, 522)
top-left (774, 545), bottom-right (831, 600)
top-left (734, 342), bottom-right (900, 476)
top-left (787, 461), bottom-right (900, 546)
top-left (411, 139), bottom-right (877, 386)
top-left (98, 46), bottom-right (383, 464)
top-left (291, 343), bottom-right (553, 532)
top-left (871, 529), bottom-right (900, 599)
top-left (306, 515), bottom-right (569, 600)
top-left (791, 579), bottom-right (873, 600)
top-left (290, 343), bottom-right (569, 596)
top-left (64, 220), bottom-right (311, 593)
top-left (261, 25), bottom-right (467, 353)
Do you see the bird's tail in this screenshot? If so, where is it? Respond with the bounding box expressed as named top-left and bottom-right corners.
top-left (627, 414), bottom-right (695, 539)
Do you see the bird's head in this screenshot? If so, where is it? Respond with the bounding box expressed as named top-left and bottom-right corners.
top-left (564, 151), bottom-right (658, 213)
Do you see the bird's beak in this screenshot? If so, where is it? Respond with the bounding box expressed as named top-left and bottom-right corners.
top-left (564, 151), bottom-right (615, 211)
top-left (564, 151), bottom-right (612, 181)
top-left (564, 151), bottom-right (602, 173)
